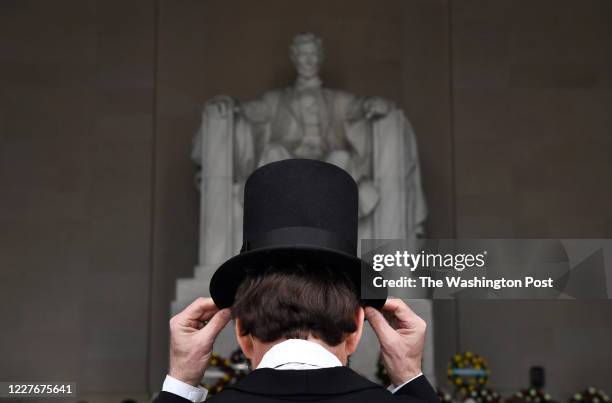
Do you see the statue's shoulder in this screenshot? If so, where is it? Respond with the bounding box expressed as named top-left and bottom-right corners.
top-left (321, 88), bottom-right (358, 108)
top-left (252, 88), bottom-right (285, 109)
top-left (260, 88), bottom-right (284, 101)
top-left (323, 88), bottom-right (356, 100)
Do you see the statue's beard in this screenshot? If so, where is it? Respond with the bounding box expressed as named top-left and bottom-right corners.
top-left (296, 67), bottom-right (319, 79)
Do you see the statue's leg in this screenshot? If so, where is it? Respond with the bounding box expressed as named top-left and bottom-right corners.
top-left (325, 149), bottom-right (351, 172)
top-left (257, 144), bottom-right (292, 167)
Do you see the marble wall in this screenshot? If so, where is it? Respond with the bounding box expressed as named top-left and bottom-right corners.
top-left (0, 1), bottom-right (155, 401)
top-left (0, 0), bottom-right (610, 400)
top-left (446, 0), bottom-right (612, 397)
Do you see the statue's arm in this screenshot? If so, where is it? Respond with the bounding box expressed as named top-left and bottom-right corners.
top-left (191, 92), bottom-right (277, 189)
top-left (341, 91), bottom-right (394, 121)
top-left (240, 91), bottom-right (277, 124)
top-left (341, 91), bottom-right (368, 121)
top-left (191, 96), bottom-right (236, 167)
top-left (190, 96), bottom-right (241, 191)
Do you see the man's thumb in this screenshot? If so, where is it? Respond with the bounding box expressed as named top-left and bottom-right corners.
top-left (198, 308), bottom-right (232, 341)
top-left (365, 307), bottom-right (393, 343)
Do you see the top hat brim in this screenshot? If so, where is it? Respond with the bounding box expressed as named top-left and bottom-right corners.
top-left (209, 246), bottom-right (387, 310)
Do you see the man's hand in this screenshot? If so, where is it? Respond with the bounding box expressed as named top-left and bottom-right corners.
top-left (365, 298), bottom-right (426, 386)
top-left (169, 297), bottom-right (232, 386)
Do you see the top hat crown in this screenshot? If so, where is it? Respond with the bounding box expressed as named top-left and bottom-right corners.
top-left (209, 159), bottom-right (386, 309)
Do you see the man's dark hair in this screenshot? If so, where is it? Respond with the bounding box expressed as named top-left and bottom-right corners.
top-left (232, 262), bottom-right (359, 346)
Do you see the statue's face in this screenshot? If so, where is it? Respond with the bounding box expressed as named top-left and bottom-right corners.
top-left (292, 42), bottom-right (321, 79)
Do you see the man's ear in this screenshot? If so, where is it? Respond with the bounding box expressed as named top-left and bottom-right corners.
top-left (345, 307), bottom-right (365, 356)
top-left (234, 318), bottom-right (254, 360)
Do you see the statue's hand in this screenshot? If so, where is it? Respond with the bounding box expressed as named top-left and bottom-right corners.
top-left (205, 95), bottom-right (238, 119)
top-left (364, 96), bottom-right (391, 120)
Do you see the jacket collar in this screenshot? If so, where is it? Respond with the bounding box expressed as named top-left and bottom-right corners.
top-left (227, 366), bottom-right (381, 396)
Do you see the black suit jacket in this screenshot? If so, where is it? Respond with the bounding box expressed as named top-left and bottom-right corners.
top-left (154, 367), bottom-right (439, 403)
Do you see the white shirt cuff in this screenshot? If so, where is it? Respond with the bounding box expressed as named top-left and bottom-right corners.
top-left (162, 375), bottom-right (208, 402)
top-left (387, 372), bottom-right (423, 394)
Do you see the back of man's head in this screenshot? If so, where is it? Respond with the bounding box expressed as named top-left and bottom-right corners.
top-left (232, 263), bottom-right (359, 346)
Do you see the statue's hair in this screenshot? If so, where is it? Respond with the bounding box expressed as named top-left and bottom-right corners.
top-left (289, 32), bottom-right (324, 62)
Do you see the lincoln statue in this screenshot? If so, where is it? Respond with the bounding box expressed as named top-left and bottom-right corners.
top-left (178, 32), bottom-right (432, 383)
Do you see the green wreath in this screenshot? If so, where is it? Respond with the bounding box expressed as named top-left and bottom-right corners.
top-left (569, 387), bottom-right (610, 403)
top-left (202, 353), bottom-right (235, 396)
top-left (447, 351), bottom-right (489, 395)
top-left (513, 387), bottom-right (554, 403)
top-left (464, 388), bottom-right (501, 403)
top-left (202, 348), bottom-right (251, 397)
top-left (376, 353), bottom-right (391, 387)
top-left (437, 388), bottom-right (453, 403)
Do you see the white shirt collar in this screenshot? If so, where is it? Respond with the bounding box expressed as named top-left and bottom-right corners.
top-left (256, 339), bottom-right (342, 370)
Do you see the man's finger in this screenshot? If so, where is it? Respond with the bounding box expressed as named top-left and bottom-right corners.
top-left (382, 298), bottom-right (422, 328)
top-left (181, 297), bottom-right (219, 321)
top-left (198, 308), bottom-right (232, 342)
top-left (364, 307), bottom-right (395, 344)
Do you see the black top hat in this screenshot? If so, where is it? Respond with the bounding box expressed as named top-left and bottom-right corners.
top-left (209, 159), bottom-right (387, 309)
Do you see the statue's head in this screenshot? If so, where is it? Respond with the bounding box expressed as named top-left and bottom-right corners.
top-left (290, 32), bottom-right (324, 79)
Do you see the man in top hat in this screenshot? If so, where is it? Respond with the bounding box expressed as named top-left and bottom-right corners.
top-left (154, 159), bottom-right (437, 403)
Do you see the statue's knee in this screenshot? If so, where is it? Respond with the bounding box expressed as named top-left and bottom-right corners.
top-left (259, 144), bottom-right (291, 167)
top-left (325, 150), bottom-right (351, 171)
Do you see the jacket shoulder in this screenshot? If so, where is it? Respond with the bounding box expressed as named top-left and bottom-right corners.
top-left (207, 388), bottom-right (273, 403)
top-left (152, 391), bottom-right (192, 403)
top-left (207, 387), bottom-right (433, 403)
